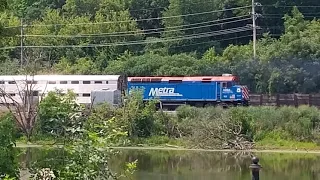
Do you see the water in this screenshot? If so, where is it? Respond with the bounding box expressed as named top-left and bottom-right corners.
top-left (11, 148), bottom-right (320, 179)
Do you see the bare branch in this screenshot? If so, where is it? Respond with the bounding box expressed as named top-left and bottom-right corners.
top-left (0, 75), bottom-right (45, 141)
top-left (190, 113), bottom-right (254, 150)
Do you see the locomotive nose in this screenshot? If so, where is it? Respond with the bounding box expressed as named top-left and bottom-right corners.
top-left (241, 85), bottom-right (250, 100)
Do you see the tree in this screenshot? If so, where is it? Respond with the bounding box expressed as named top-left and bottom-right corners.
top-left (129, 0), bottom-right (169, 37)
top-left (30, 95), bottom-right (137, 180)
top-left (37, 89), bottom-right (82, 141)
top-left (0, 75), bottom-right (47, 142)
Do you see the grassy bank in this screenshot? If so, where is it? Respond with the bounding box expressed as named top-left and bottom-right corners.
top-left (16, 135), bottom-right (320, 151)
top-left (15, 104), bottom-right (320, 151)
top-left (128, 136), bottom-right (320, 151)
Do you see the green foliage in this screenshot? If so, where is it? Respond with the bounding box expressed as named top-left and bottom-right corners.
top-left (28, 88), bottom-right (140, 179)
top-left (0, 0), bottom-right (8, 12)
top-left (37, 89), bottom-right (83, 140)
top-left (0, 113), bottom-right (19, 179)
top-left (49, 109), bottom-right (136, 180)
top-left (117, 89), bottom-right (160, 138)
top-left (85, 103), bottom-right (129, 146)
top-left (0, 113), bottom-right (16, 148)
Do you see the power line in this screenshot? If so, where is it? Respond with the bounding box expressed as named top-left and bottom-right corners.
top-left (21, 17), bottom-right (251, 38)
top-left (171, 34), bottom-right (255, 49)
top-left (0, 26), bottom-right (252, 49)
top-left (263, 13), bottom-right (320, 16)
top-left (262, 5), bottom-right (320, 8)
top-left (0, 15), bottom-right (250, 38)
top-left (25, 27), bottom-right (252, 48)
top-left (3, 6), bottom-right (252, 29)
top-left (262, 15), bottom-right (320, 18)
top-left (20, 15), bottom-right (250, 37)
top-left (0, 34), bottom-right (259, 65)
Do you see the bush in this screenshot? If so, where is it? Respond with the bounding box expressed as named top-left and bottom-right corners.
top-left (0, 113), bottom-right (19, 178)
top-left (36, 90), bottom-right (83, 139)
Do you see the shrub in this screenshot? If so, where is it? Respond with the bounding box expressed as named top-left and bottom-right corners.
top-left (0, 113), bottom-right (19, 178)
top-left (36, 90), bottom-right (83, 139)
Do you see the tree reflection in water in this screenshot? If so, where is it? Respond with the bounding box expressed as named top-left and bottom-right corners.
top-left (14, 148), bottom-right (320, 180)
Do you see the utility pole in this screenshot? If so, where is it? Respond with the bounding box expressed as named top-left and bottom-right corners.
top-left (252, 0), bottom-right (256, 60)
top-left (20, 18), bottom-right (23, 68)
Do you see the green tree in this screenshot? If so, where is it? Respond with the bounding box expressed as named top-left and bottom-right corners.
top-left (129, 0), bottom-right (169, 35)
top-left (37, 89), bottom-right (83, 140)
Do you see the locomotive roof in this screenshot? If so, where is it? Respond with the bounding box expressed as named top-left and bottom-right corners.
top-left (128, 76), bottom-right (238, 82)
top-left (0, 75), bottom-right (121, 81)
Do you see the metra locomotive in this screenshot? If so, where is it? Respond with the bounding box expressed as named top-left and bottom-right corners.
top-left (0, 74), bottom-right (249, 108)
top-left (127, 74), bottom-right (250, 108)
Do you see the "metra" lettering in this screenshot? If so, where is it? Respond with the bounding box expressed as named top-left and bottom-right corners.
top-left (148, 87), bottom-right (182, 97)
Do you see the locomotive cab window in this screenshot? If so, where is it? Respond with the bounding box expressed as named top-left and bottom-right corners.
top-left (222, 82), bottom-right (227, 88)
top-left (222, 82), bottom-right (232, 88)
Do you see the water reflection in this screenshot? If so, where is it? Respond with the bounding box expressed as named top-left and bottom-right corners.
top-left (14, 148), bottom-right (320, 180)
top-left (110, 150), bottom-right (320, 180)
top-left (0, 147), bottom-right (19, 178)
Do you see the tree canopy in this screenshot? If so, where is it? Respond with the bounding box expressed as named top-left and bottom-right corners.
top-left (0, 1), bottom-right (319, 93)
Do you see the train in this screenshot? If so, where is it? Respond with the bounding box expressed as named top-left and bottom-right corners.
top-left (0, 74), bottom-right (250, 109)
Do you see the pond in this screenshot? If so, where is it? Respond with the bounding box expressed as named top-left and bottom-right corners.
top-left (10, 148), bottom-right (320, 179)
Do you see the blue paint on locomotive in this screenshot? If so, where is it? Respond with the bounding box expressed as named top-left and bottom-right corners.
top-left (127, 80), bottom-right (244, 102)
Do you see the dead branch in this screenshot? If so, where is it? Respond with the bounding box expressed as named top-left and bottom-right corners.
top-left (191, 113), bottom-right (254, 150)
top-left (0, 75), bottom-right (48, 141)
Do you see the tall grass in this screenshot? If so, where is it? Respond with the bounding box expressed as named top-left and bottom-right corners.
top-left (174, 105), bottom-right (320, 149)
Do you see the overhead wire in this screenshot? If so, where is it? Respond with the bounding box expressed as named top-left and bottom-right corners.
top-left (2, 15), bottom-right (250, 37)
top-left (25, 27), bottom-right (252, 48)
top-left (0, 5), bottom-right (254, 50)
top-left (0, 26), bottom-right (252, 49)
top-left (170, 34), bottom-right (255, 49)
top-left (0, 33), bottom-right (281, 69)
top-left (262, 14), bottom-right (320, 18)
top-left (21, 17), bottom-right (252, 38)
top-left (3, 5), bottom-right (252, 29)
top-left (0, 15), bottom-right (251, 39)
top-left (262, 5), bottom-right (320, 8)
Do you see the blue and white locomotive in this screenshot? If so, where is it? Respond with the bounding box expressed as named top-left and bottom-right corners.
top-left (127, 74), bottom-right (250, 108)
top-left (0, 74), bottom-right (250, 109)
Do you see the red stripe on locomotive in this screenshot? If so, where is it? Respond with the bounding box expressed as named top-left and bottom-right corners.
top-left (241, 86), bottom-right (250, 100)
top-left (128, 76), bottom-right (237, 82)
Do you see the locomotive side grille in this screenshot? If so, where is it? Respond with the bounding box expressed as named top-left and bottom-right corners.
top-left (241, 86), bottom-right (250, 100)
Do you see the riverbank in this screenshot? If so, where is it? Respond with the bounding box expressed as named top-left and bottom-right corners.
top-left (14, 143), bottom-right (320, 154)
top-left (15, 139), bottom-right (320, 154)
